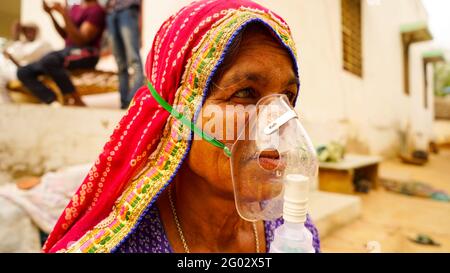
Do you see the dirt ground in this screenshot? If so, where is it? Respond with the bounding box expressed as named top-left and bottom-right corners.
top-left (320, 148), bottom-right (450, 253)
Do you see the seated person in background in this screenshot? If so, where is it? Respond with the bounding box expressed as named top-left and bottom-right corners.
top-left (0, 22), bottom-right (51, 101)
top-left (17, 0), bottom-right (106, 107)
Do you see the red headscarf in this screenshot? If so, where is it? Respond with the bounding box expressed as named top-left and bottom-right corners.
top-left (44, 0), bottom-right (296, 253)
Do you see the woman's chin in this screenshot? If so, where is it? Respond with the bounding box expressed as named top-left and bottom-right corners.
top-left (235, 182), bottom-right (283, 203)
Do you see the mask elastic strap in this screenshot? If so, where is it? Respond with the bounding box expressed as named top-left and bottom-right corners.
top-left (147, 82), bottom-right (232, 157)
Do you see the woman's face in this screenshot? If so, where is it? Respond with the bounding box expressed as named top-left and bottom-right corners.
top-left (186, 26), bottom-right (298, 199)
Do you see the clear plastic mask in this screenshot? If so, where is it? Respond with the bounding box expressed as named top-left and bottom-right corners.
top-left (230, 94), bottom-right (318, 221)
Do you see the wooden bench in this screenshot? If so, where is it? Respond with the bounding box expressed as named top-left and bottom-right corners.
top-left (6, 69), bottom-right (118, 104)
top-left (318, 154), bottom-right (382, 194)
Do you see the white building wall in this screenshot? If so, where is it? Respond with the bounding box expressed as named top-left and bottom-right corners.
top-left (0, 104), bottom-right (123, 182)
top-left (409, 42), bottom-right (436, 150)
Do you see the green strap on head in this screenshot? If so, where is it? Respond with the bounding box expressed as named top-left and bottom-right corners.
top-left (147, 82), bottom-right (231, 157)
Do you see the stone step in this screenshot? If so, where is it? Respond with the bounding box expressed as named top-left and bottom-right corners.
top-left (309, 191), bottom-right (362, 238)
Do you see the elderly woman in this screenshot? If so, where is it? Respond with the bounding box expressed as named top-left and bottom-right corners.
top-left (43, 0), bottom-right (320, 253)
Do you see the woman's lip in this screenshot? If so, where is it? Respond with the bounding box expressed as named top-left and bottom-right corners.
top-left (258, 157), bottom-right (281, 170)
top-left (258, 150), bottom-right (280, 159)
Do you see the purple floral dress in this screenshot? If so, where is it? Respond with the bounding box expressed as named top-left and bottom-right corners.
top-left (115, 204), bottom-right (320, 253)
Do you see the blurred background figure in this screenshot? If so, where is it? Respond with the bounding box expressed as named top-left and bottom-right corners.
top-left (106, 0), bottom-right (143, 109)
top-left (0, 21), bottom-right (51, 102)
top-left (16, 0), bottom-right (106, 107)
top-left (0, 164), bottom-right (91, 252)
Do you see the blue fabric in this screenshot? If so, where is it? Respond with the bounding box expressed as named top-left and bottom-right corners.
top-left (107, 6), bottom-right (144, 109)
top-left (115, 204), bottom-right (320, 253)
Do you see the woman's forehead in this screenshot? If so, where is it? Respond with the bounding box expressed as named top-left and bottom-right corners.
top-left (237, 31), bottom-right (294, 66)
top-left (220, 39), bottom-right (295, 81)
top-left (213, 25), bottom-right (296, 81)
top-left (218, 66), bottom-right (298, 89)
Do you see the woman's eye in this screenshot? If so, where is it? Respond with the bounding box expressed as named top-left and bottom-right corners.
top-left (232, 88), bottom-right (256, 99)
